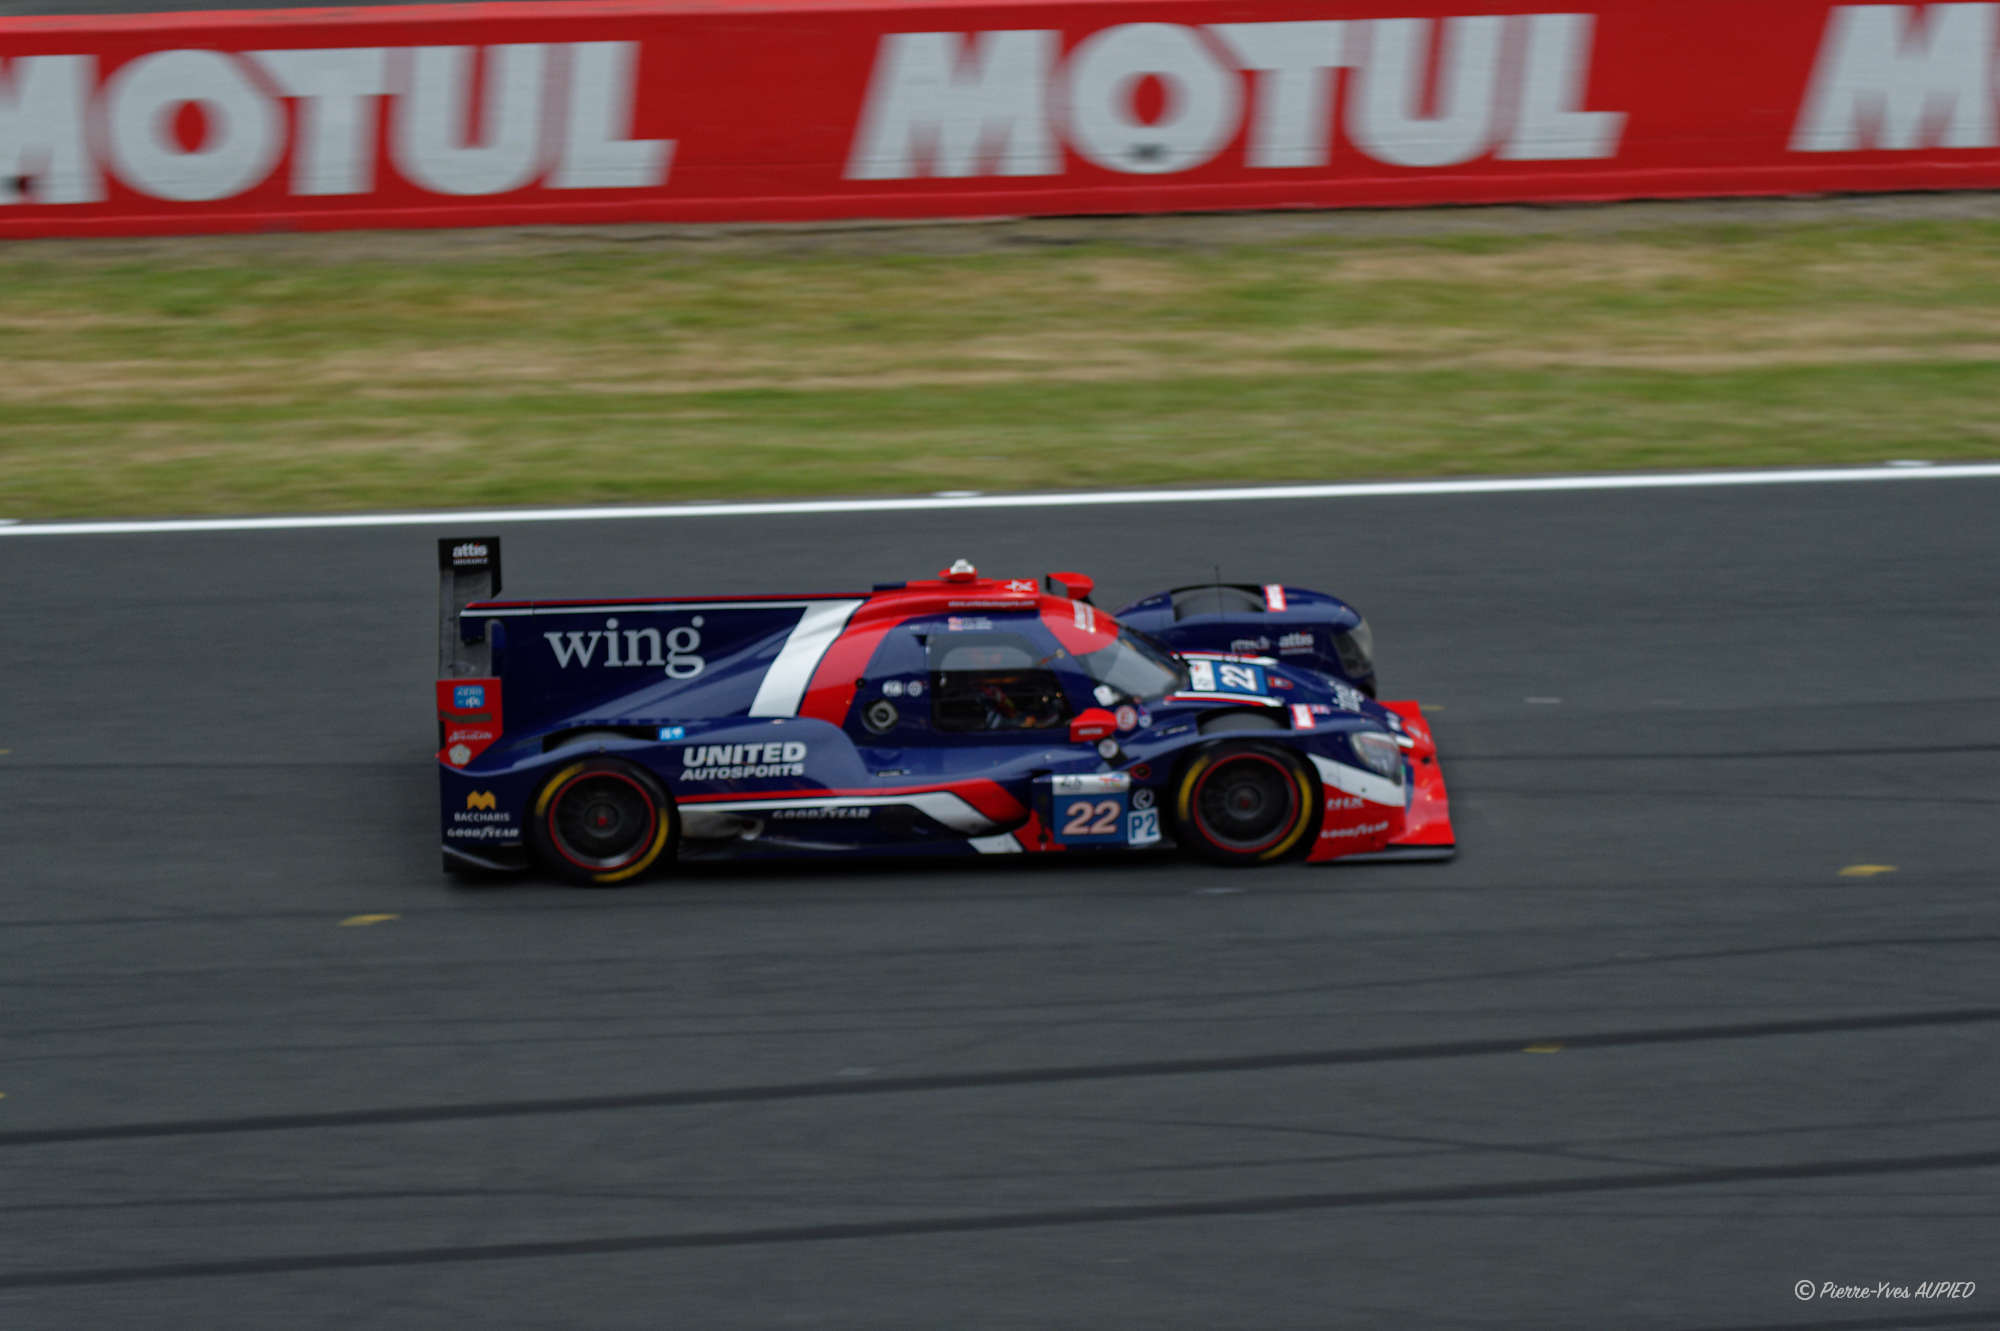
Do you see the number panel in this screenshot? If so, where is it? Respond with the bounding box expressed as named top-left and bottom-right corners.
top-left (1053, 792), bottom-right (1131, 845)
top-left (1218, 663), bottom-right (1261, 692)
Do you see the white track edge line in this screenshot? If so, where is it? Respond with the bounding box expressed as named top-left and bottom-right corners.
top-left (4, 463), bottom-right (1999, 537)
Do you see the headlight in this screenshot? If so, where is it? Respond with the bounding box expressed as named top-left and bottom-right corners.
top-left (1349, 729), bottom-right (1404, 782)
top-left (1334, 618), bottom-right (1374, 678)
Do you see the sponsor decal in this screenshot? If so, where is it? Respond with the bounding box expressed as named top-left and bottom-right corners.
top-left (1004, 579), bottom-right (1038, 594)
top-left (768, 806), bottom-right (871, 821)
top-left (681, 740), bottom-right (807, 781)
top-left (1279, 631), bottom-right (1314, 654)
top-left (1127, 808), bottom-right (1161, 846)
top-left (434, 678), bottom-right (502, 767)
top-left (1263, 584), bottom-right (1288, 612)
top-left (446, 824), bottom-right (517, 841)
top-left (1290, 703), bottom-right (1316, 730)
top-left (949, 599), bottom-right (1028, 609)
top-left (1230, 636), bottom-right (1271, 653)
top-left (1071, 600), bottom-right (1099, 634)
top-left (1051, 772), bottom-right (1130, 795)
top-left (1187, 660), bottom-right (1215, 692)
top-left (544, 616), bottom-right (704, 677)
top-left (881, 679), bottom-right (905, 696)
top-left (1325, 794), bottom-right (1365, 811)
top-left (1114, 703), bottom-right (1139, 731)
top-left (908, 680), bottom-right (925, 697)
top-left (848, 16), bottom-right (1623, 181)
top-left (0, 44), bottom-right (668, 212)
top-left (1794, 5), bottom-right (2000, 152)
top-left (18, 5), bottom-right (2000, 245)
top-left (1271, 676), bottom-right (1293, 690)
top-left (1093, 684), bottom-right (1120, 706)
top-left (657, 725), bottom-right (685, 741)
top-left (1131, 786), bottom-right (1156, 810)
top-left (450, 541), bottom-right (491, 567)
top-left (1321, 819), bottom-right (1391, 840)
top-left (466, 790), bottom-right (497, 810)
top-left (946, 616), bottom-right (992, 632)
top-left (1331, 682), bottom-right (1366, 712)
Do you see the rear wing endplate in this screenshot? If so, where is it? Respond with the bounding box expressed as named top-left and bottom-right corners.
top-left (438, 536), bottom-right (502, 677)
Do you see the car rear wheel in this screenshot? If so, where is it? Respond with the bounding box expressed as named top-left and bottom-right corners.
top-left (529, 758), bottom-right (676, 886)
top-left (1173, 743), bottom-right (1317, 866)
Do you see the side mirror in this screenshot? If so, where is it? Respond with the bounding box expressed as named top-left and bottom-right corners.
top-left (1070, 708), bottom-right (1117, 745)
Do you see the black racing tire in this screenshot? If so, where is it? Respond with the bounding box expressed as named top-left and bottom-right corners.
top-left (528, 758), bottom-right (677, 887)
top-left (1172, 742), bottom-right (1319, 867)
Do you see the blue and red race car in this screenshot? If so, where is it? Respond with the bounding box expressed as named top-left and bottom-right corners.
top-left (436, 538), bottom-right (1453, 884)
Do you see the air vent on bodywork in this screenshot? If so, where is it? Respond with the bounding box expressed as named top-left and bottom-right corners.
top-left (541, 726), bottom-right (660, 752)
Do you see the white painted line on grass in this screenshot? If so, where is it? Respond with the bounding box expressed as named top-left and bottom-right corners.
top-left (4, 463), bottom-right (2000, 537)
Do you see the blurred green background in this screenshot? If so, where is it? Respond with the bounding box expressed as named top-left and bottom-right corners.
top-left (7, 216), bottom-right (1999, 518)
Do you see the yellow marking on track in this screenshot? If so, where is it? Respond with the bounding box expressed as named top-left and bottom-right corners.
top-left (1838, 864), bottom-right (1897, 877)
top-left (1522, 1043), bottom-right (1565, 1054)
top-left (339, 914), bottom-right (400, 927)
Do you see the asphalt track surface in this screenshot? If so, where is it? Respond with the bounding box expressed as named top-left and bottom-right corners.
top-left (3, 477), bottom-right (1998, 1330)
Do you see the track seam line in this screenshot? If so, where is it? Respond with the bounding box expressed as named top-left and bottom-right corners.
top-left (3, 1006), bottom-right (1993, 1149)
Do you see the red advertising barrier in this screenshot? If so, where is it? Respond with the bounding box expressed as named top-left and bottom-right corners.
top-left (6, 0), bottom-right (2000, 237)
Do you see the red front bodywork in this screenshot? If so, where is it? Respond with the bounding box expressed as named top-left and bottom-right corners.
top-left (1305, 699), bottom-right (1454, 863)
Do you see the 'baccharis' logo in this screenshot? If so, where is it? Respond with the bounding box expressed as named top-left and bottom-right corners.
top-left (453, 790), bottom-right (512, 831)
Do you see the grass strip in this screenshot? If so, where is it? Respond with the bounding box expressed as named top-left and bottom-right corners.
top-left (5, 219), bottom-right (1999, 518)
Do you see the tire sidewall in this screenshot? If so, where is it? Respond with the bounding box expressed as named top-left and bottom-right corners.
top-left (1172, 741), bottom-right (1320, 867)
top-left (529, 757), bottom-right (677, 887)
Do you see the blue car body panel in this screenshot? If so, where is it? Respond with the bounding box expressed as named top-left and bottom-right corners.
top-left (435, 541), bottom-right (1450, 878)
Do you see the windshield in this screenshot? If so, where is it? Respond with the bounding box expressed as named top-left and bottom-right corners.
top-left (1074, 628), bottom-right (1186, 702)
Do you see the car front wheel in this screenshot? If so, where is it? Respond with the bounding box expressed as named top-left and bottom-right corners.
top-left (1173, 743), bottom-right (1318, 866)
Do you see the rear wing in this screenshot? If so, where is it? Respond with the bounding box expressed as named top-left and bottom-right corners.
top-left (438, 536), bottom-right (502, 678)
top-left (434, 534), bottom-right (873, 751)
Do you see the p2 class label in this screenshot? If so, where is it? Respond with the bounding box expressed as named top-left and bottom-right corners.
top-left (1053, 791), bottom-right (1131, 845)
